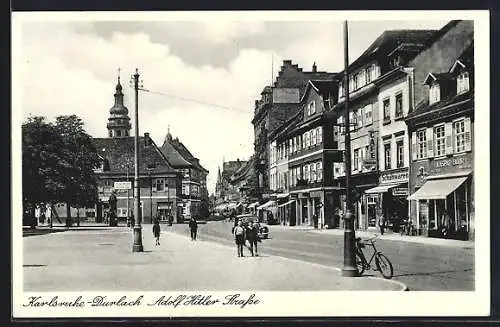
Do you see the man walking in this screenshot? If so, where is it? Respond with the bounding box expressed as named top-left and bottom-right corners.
top-left (233, 220), bottom-right (246, 257)
top-left (246, 220), bottom-right (260, 257)
top-left (189, 217), bottom-right (198, 241)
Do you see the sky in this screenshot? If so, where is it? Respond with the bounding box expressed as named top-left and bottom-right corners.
top-left (16, 13), bottom-right (449, 194)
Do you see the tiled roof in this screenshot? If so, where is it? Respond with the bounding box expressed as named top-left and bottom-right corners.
top-left (347, 29), bottom-right (438, 71)
top-left (423, 72), bottom-right (454, 85)
top-left (93, 136), bottom-right (176, 174)
top-left (309, 80), bottom-right (338, 99)
top-left (407, 89), bottom-right (473, 120)
top-left (170, 138), bottom-right (208, 173)
top-left (387, 43), bottom-right (426, 57)
top-left (158, 138), bottom-right (193, 168)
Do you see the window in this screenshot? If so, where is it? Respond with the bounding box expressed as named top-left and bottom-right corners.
top-left (434, 125), bottom-right (445, 156)
top-left (304, 132), bottom-right (310, 148)
top-left (349, 111), bottom-right (355, 131)
top-left (311, 163), bottom-right (316, 182)
top-left (417, 129), bottom-right (427, 159)
top-left (429, 84), bottom-right (440, 104)
top-left (353, 149), bottom-right (359, 171)
top-left (364, 104), bottom-right (373, 125)
top-left (155, 178), bottom-right (165, 191)
top-left (355, 72), bottom-right (365, 89)
top-left (370, 64), bottom-right (380, 81)
top-left (292, 138), bottom-right (296, 153)
top-left (317, 127), bottom-right (323, 144)
top-left (453, 120), bottom-right (466, 153)
top-left (317, 162), bottom-right (323, 181)
top-left (384, 143), bottom-right (391, 170)
top-left (383, 98), bottom-right (391, 122)
top-left (296, 136), bottom-right (301, 151)
top-left (457, 72), bottom-right (470, 94)
top-left (395, 93), bottom-right (403, 118)
top-left (366, 66), bottom-right (373, 83)
top-left (304, 165), bottom-right (309, 181)
top-left (339, 81), bottom-right (345, 98)
top-left (349, 76), bottom-right (355, 92)
top-left (396, 139), bottom-right (404, 168)
top-left (356, 108), bottom-right (363, 129)
top-left (289, 139), bottom-right (293, 155)
top-left (308, 101), bottom-right (316, 115)
top-left (310, 130), bottom-right (316, 146)
top-left (182, 184), bottom-right (190, 195)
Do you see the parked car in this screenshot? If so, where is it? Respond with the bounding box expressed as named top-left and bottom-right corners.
top-left (235, 214), bottom-right (269, 239)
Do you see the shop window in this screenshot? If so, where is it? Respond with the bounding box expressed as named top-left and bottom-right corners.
top-left (453, 119), bottom-right (466, 153)
top-left (383, 98), bottom-right (391, 123)
top-left (396, 139), bottom-right (404, 168)
top-left (384, 143), bottom-right (391, 170)
top-left (434, 125), bottom-right (446, 156)
top-left (395, 93), bottom-right (403, 118)
top-left (416, 129), bottom-right (427, 159)
top-left (457, 72), bottom-right (470, 94)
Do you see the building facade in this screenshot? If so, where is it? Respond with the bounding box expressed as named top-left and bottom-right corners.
top-left (406, 42), bottom-right (474, 240)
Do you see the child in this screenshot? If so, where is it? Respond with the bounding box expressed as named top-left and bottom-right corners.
top-left (153, 219), bottom-right (161, 246)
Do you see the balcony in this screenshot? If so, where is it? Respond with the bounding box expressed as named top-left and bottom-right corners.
top-left (289, 143), bottom-right (323, 160)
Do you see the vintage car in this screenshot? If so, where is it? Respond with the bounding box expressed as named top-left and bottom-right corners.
top-left (234, 214), bottom-right (269, 239)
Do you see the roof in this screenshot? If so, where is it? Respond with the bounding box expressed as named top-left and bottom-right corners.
top-left (170, 137), bottom-right (209, 173)
top-left (93, 136), bottom-right (176, 174)
top-left (269, 107), bottom-right (304, 141)
top-left (387, 43), bottom-right (427, 57)
top-left (407, 89), bottom-right (473, 120)
top-left (159, 137), bottom-right (193, 168)
top-left (450, 41), bottom-right (474, 73)
top-left (301, 79), bottom-right (338, 102)
top-left (231, 157), bottom-right (255, 182)
top-left (347, 29), bottom-right (438, 72)
top-left (423, 72), bottom-right (454, 85)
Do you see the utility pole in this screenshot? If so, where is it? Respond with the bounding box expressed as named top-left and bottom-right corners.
top-left (131, 68), bottom-right (144, 252)
top-left (341, 21), bottom-right (359, 277)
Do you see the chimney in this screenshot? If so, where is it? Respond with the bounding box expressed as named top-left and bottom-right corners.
top-left (144, 132), bottom-right (151, 147)
top-left (283, 59), bottom-right (292, 65)
top-left (312, 62), bottom-right (317, 73)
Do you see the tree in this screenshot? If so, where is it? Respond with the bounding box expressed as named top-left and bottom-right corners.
top-left (22, 116), bottom-right (67, 226)
top-left (53, 115), bottom-right (101, 226)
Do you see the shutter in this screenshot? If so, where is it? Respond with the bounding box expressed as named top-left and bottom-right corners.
top-left (445, 122), bottom-right (453, 155)
top-left (426, 128), bottom-right (434, 158)
top-left (464, 116), bottom-right (472, 152)
top-left (411, 131), bottom-right (417, 161)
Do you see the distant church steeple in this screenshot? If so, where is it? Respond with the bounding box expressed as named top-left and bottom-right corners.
top-left (107, 68), bottom-right (131, 138)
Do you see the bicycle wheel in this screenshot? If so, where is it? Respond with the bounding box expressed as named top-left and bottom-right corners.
top-left (375, 253), bottom-right (393, 279)
top-left (355, 251), bottom-right (365, 276)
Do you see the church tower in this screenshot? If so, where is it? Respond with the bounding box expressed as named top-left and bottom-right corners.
top-left (107, 69), bottom-right (131, 138)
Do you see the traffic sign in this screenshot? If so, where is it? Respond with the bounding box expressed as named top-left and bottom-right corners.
top-left (114, 181), bottom-right (132, 190)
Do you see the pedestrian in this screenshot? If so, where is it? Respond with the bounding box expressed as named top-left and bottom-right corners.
top-left (378, 215), bottom-right (385, 235)
top-left (152, 219), bottom-right (161, 246)
top-left (189, 217), bottom-right (198, 241)
top-left (233, 220), bottom-right (246, 257)
top-left (246, 220), bottom-right (260, 257)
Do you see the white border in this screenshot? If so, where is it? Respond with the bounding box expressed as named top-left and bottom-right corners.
top-left (12, 10), bottom-right (490, 318)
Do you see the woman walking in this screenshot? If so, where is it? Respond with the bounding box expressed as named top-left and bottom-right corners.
top-left (233, 220), bottom-right (246, 257)
top-left (152, 219), bottom-right (161, 246)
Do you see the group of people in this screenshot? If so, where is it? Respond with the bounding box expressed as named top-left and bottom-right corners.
top-left (152, 217), bottom-right (198, 246)
top-left (232, 219), bottom-right (260, 257)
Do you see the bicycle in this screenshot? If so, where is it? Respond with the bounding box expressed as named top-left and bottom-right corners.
top-left (355, 235), bottom-right (394, 279)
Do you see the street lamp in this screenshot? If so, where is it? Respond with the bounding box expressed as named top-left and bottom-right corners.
top-left (341, 21), bottom-right (359, 277)
top-left (130, 68), bottom-right (144, 252)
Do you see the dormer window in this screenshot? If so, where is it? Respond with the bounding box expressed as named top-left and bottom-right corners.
top-left (308, 101), bottom-right (316, 115)
top-left (457, 71), bottom-right (470, 94)
top-left (429, 84), bottom-right (441, 105)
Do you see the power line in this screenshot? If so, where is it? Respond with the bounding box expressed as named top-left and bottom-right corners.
top-left (139, 88), bottom-right (250, 114)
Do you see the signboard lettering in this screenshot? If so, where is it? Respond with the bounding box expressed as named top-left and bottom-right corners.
top-left (392, 188), bottom-right (408, 196)
top-left (379, 170), bottom-right (409, 184)
top-left (114, 181), bottom-right (132, 190)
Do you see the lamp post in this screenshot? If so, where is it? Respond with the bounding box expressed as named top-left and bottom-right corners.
top-left (341, 21), bottom-right (359, 277)
top-left (131, 68), bottom-right (144, 252)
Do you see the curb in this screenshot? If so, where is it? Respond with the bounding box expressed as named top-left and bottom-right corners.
top-left (165, 230), bottom-right (409, 292)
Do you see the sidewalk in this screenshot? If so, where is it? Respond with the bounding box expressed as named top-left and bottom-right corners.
top-left (23, 226), bottom-right (406, 292)
top-left (269, 225), bottom-right (474, 248)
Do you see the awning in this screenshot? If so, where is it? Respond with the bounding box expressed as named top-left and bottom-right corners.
top-left (276, 193), bottom-right (289, 199)
top-left (407, 177), bottom-right (467, 200)
top-left (257, 200), bottom-right (276, 210)
top-left (278, 200), bottom-right (296, 208)
top-left (365, 183), bottom-right (404, 194)
top-left (247, 202), bottom-right (259, 209)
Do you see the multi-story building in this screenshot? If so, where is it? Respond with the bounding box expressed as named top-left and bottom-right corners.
top-left (364, 20), bottom-right (474, 232)
top-left (406, 41), bottom-right (474, 240)
top-left (159, 133), bottom-right (209, 221)
top-left (215, 159), bottom-right (248, 206)
top-left (272, 79), bottom-right (342, 228)
top-left (333, 28), bottom-right (440, 231)
top-left (91, 77), bottom-right (182, 224)
top-left (252, 61), bottom-right (336, 200)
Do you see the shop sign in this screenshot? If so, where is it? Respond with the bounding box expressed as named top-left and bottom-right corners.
top-left (392, 188), bottom-right (408, 196)
top-left (430, 155), bottom-right (473, 175)
top-left (379, 170), bottom-right (409, 184)
top-left (114, 181), bottom-right (132, 190)
top-left (362, 158), bottom-right (377, 170)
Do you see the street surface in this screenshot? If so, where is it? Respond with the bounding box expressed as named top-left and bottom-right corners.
top-left (170, 221), bottom-right (474, 291)
top-left (23, 226), bottom-right (404, 291)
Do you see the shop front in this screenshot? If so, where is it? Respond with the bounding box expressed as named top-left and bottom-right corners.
top-left (408, 153), bottom-right (473, 240)
top-left (365, 168), bottom-right (409, 233)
